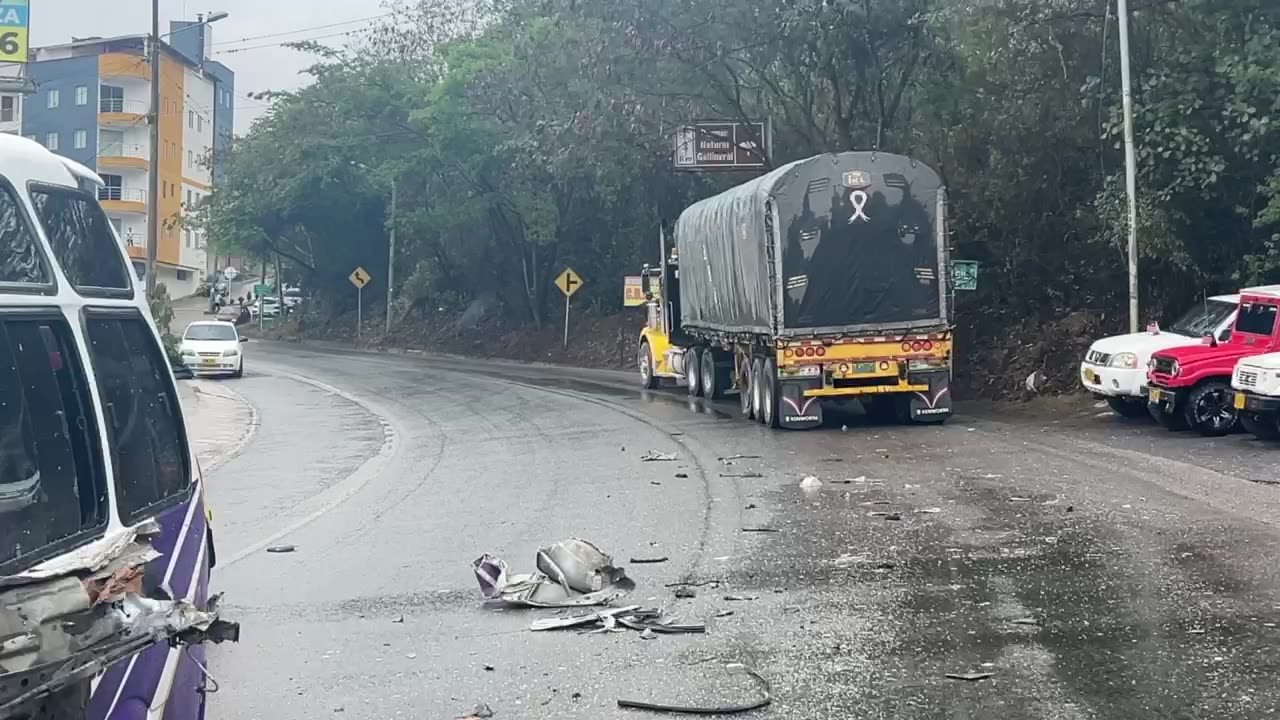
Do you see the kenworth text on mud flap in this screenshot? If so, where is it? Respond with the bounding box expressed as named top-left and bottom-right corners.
top-left (1080, 294), bottom-right (1238, 418)
top-left (1147, 286), bottom-right (1280, 436)
top-left (636, 151), bottom-right (953, 430)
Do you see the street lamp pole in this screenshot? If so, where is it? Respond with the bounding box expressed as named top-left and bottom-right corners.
top-left (1117, 0), bottom-right (1140, 332)
top-left (146, 0), bottom-right (160, 293)
top-left (386, 177), bottom-right (396, 335)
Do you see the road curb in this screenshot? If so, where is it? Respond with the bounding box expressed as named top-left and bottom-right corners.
top-left (180, 379), bottom-right (260, 474)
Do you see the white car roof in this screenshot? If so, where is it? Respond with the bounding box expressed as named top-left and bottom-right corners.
top-left (186, 320), bottom-right (236, 328)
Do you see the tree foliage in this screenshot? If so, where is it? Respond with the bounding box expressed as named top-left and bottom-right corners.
top-left (199, 0), bottom-right (1280, 354)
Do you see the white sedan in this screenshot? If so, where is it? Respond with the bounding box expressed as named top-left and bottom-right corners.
top-left (180, 321), bottom-right (246, 378)
top-left (249, 296), bottom-right (281, 319)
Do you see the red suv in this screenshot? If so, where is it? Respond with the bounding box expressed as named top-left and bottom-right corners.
top-left (1147, 287), bottom-right (1280, 435)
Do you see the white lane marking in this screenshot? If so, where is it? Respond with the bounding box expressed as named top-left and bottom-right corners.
top-left (217, 369), bottom-right (399, 568)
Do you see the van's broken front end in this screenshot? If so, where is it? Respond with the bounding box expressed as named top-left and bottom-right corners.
top-left (0, 522), bottom-right (238, 720)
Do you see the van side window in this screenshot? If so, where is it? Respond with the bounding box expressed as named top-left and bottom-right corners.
top-left (0, 314), bottom-right (107, 575)
top-left (29, 186), bottom-right (131, 294)
top-left (85, 312), bottom-right (191, 523)
top-left (0, 183), bottom-right (50, 286)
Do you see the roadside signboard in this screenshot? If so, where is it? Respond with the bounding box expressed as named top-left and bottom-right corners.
top-left (673, 121), bottom-right (769, 171)
top-left (349, 266), bottom-right (371, 289)
top-left (554, 267), bottom-right (583, 298)
top-left (623, 275), bottom-right (645, 307)
top-left (952, 260), bottom-right (979, 291)
top-left (253, 283), bottom-right (269, 296)
top-left (350, 266), bottom-right (372, 341)
top-left (221, 266), bottom-right (239, 281)
top-left (0, 0), bottom-right (29, 64)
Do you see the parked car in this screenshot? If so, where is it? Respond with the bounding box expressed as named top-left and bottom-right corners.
top-left (249, 296), bottom-right (281, 319)
top-left (1147, 285), bottom-right (1280, 435)
top-left (1080, 294), bottom-right (1238, 417)
top-left (283, 286), bottom-right (304, 309)
top-left (180, 321), bottom-right (247, 378)
top-left (1232, 349), bottom-right (1280, 439)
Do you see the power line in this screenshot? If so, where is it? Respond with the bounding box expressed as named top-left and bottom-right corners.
top-left (213, 27), bottom-right (373, 55)
top-left (212, 13), bottom-right (392, 46)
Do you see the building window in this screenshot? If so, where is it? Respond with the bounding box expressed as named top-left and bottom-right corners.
top-left (100, 85), bottom-right (123, 113)
top-left (74, 85), bottom-right (88, 106)
top-left (99, 174), bottom-right (122, 201)
top-left (187, 149), bottom-right (193, 168)
top-left (45, 132), bottom-right (58, 150)
top-left (47, 89), bottom-right (59, 108)
top-left (1, 95), bottom-right (14, 122)
top-left (188, 110), bottom-right (193, 128)
top-left (99, 129), bottom-right (123, 156)
top-left (185, 189), bottom-right (192, 206)
top-left (196, 115), bottom-right (202, 132)
top-left (73, 130), bottom-right (86, 149)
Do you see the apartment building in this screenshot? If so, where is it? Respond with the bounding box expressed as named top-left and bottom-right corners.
top-left (23, 20), bottom-right (234, 297)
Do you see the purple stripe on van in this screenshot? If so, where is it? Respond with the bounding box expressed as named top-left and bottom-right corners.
top-left (166, 497), bottom-right (208, 600)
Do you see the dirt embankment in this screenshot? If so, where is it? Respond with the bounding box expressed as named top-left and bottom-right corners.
top-left (264, 303), bottom-right (1107, 402)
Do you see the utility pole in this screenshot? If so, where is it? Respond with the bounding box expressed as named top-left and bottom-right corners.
top-left (386, 178), bottom-right (397, 334)
top-left (145, 0), bottom-right (160, 293)
top-left (1118, 0), bottom-right (1140, 332)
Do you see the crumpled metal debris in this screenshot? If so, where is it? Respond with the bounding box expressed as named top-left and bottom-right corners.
top-left (530, 606), bottom-right (705, 635)
top-left (641, 450), bottom-right (678, 462)
top-left (473, 538), bottom-right (636, 608)
top-left (618, 663), bottom-right (771, 714)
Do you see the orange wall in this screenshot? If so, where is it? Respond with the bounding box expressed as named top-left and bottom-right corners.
top-left (98, 53), bottom-right (148, 80)
top-left (157, 53), bottom-right (184, 266)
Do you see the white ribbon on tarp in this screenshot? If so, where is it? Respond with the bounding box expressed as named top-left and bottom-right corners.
top-left (848, 189), bottom-right (871, 223)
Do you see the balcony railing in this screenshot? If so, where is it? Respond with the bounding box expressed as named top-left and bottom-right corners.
top-left (99, 98), bottom-right (148, 115)
top-left (98, 187), bottom-right (146, 203)
top-left (120, 232), bottom-right (144, 247)
top-left (98, 142), bottom-right (147, 159)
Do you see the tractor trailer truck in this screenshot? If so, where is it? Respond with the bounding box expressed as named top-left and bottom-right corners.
top-left (637, 151), bottom-right (954, 430)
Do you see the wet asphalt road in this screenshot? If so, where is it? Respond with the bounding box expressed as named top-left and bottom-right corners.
top-left (203, 343), bottom-right (1280, 719)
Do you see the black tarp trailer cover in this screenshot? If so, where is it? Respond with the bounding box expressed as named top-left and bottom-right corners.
top-left (674, 151), bottom-right (948, 339)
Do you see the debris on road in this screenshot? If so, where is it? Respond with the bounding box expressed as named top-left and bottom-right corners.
top-left (675, 473), bottom-right (689, 479)
top-left (919, 508), bottom-right (942, 514)
top-left (820, 457), bottom-right (844, 463)
top-left (392, 615), bottom-right (404, 623)
top-left (457, 703), bottom-right (495, 719)
top-left (641, 450), bottom-right (679, 462)
top-left (640, 628), bottom-right (657, 640)
top-left (674, 586), bottom-right (697, 599)
top-left (472, 538), bottom-right (635, 608)
top-left (630, 556), bottom-right (669, 564)
top-left (715, 610), bottom-right (734, 618)
top-left (266, 545), bottom-right (297, 554)
top-left (1011, 617), bottom-right (1040, 626)
top-left (720, 472), bottom-right (764, 478)
top-left (617, 663), bottom-right (771, 714)
top-left (719, 454), bottom-right (762, 463)
top-left (723, 594), bottom-right (758, 602)
top-left (799, 476), bottom-right (823, 490)
top-left (946, 671), bottom-right (994, 682)
top-left (531, 606), bottom-right (705, 636)
top-left (741, 527), bottom-right (779, 533)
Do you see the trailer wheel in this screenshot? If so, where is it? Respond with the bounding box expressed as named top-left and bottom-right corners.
top-left (751, 357), bottom-right (765, 422)
top-left (639, 341), bottom-right (657, 390)
top-left (702, 348), bottom-right (727, 400)
top-left (761, 359), bottom-right (779, 428)
top-left (686, 347), bottom-right (703, 397)
top-left (739, 357), bottom-right (754, 419)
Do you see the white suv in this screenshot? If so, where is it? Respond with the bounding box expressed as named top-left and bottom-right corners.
top-left (1081, 295), bottom-right (1238, 417)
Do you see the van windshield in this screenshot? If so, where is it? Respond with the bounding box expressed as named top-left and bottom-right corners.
top-left (1236, 301), bottom-right (1278, 337)
top-left (1167, 299), bottom-right (1236, 337)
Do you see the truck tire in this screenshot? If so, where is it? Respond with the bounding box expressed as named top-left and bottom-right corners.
top-left (1241, 413), bottom-right (1280, 440)
top-left (761, 359), bottom-right (779, 428)
top-left (686, 347), bottom-right (703, 397)
top-left (701, 348), bottom-right (727, 400)
top-left (639, 341), bottom-right (657, 390)
top-left (751, 357), bottom-right (765, 422)
top-left (1106, 396), bottom-right (1148, 419)
top-left (1184, 380), bottom-right (1237, 437)
top-left (739, 357), bottom-right (754, 419)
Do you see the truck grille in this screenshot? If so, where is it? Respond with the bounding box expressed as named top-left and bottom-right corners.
top-left (1236, 368), bottom-right (1260, 389)
top-left (1151, 356), bottom-right (1177, 375)
top-left (1085, 350), bottom-right (1111, 366)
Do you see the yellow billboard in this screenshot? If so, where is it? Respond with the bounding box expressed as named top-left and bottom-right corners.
top-left (0, 0), bottom-right (28, 63)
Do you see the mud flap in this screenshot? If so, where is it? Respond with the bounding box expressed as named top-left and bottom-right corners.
top-left (906, 371), bottom-right (952, 423)
top-left (777, 378), bottom-right (823, 430)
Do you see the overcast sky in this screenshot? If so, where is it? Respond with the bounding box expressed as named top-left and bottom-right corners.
top-left (32, 0), bottom-right (388, 134)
